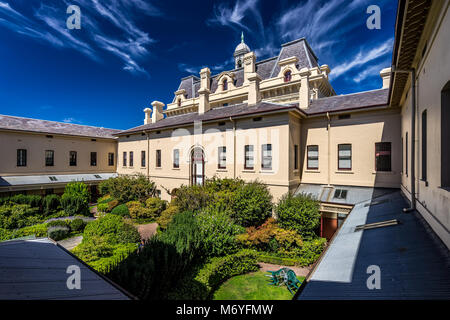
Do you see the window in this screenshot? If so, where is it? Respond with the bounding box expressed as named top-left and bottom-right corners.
top-left (307, 145), bottom-right (319, 169)
top-left (422, 110), bottom-right (427, 181)
top-left (156, 150), bottom-right (161, 168)
top-left (177, 98), bottom-right (181, 107)
top-left (141, 151), bottom-right (146, 167)
top-left (244, 145), bottom-right (254, 170)
top-left (405, 132), bottom-right (408, 176)
top-left (90, 152), bottom-right (97, 166)
top-left (173, 149), bottom-right (179, 168)
top-left (123, 152), bottom-right (127, 167)
top-left (129, 151), bottom-right (133, 167)
top-left (284, 70), bottom-right (292, 82)
top-left (237, 60), bottom-right (242, 68)
top-left (441, 81), bottom-right (450, 187)
top-left (261, 144), bottom-right (272, 170)
top-left (338, 144), bottom-right (352, 170)
top-left (17, 149), bottom-right (27, 167)
top-left (294, 145), bottom-right (299, 170)
top-left (218, 147), bottom-right (226, 169)
top-left (45, 150), bottom-right (54, 166)
top-left (108, 153), bottom-right (114, 166)
top-left (375, 142), bottom-right (392, 172)
top-left (334, 189), bottom-right (348, 200)
top-left (69, 151), bottom-right (77, 166)
top-left (223, 79), bottom-right (228, 91)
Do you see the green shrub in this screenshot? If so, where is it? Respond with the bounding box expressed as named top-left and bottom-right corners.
top-left (82, 214), bottom-right (139, 245)
top-left (88, 243), bottom-right (138, 273)
top-left (70, 218), bottom-right (86, 232)
top-left (0, 223), bottom-right (48, 241)
top-left (156, 204), bottom-right (179, 230)
top-left (145, 197), bottom-right (167, 218)
top-left (47, 226), bottom-right (70, 241)
top-left (47, 220), bottom-right (70, 229)
top-left (97, 195), bottom-right (113, 204)
top-left (111, 203), bottom-right (130, 217)
top-left (296, 238), bottom-right (327, 266)
top-left (9, 194), bottom-right (42, 208)
top-left (0, 197), bottom-right (10, 206)
top-left (99, 175), bottom-right (156, 203)
top-left (231, 180), bottom-right (273, 227)
top-left (97, 203), bottom-right (108, 213)
top-left (126, 201), bottom-right (147, 219)
top-left (107, 199), bottom-right (119, 212)
top-left (64, 182), bottom-right (90, 203)
top-left (72, 235), bottom-right (114, 261)
top-left (275, 192), bottom-right (320, 239)
top-left (61, 194), bottom-right (89, 216)
top-left (0, 204), bottom-right (40, 230)
top-left (42, 194), bottom-right (60, 215)
top-left (256, 253), bottom-right (298, 266)
top-left (173, 185), bottom-right (213, 212)
top-left (196, 208), bottom-right (244, 258)
top-left (173, 249), bottom-right (258, 300)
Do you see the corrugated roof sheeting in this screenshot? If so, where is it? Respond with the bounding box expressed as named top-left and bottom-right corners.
top-left (298, 191), bottom-right (450, 299)
top-left (0, 239), bottom-right (131, 300)
top-left (0, 173), bottom-right (117, 187)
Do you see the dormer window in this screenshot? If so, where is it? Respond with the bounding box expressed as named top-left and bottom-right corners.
top-left (177, 98), bottom-right (181, 107)
top-left (284, 70), bottom-right (292, 82)
top-left (223, 79), bottom-right (228, 91)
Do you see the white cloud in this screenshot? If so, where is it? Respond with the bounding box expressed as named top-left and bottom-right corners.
top-left (331, 38), bottom-right (394, 79)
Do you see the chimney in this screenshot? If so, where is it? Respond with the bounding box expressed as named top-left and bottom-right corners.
top-left (243, 52), bottom-right (256, 84)
top-left (198, 68), bottom-right (211, 114)
top-left (247, 72), bottom-right (262, 105)
top-left (144, 108), bottom-right (152, 125)
top-left (198, 87), bottom-right (211, 114)
top-left (380, 67), bottom-right (392, 89)
top-left (200, 67), bottom-right (211, 90)
top-left (151, 101), bottom-right (164, 123)
top-left (299, 68), bottom-right (311, 109)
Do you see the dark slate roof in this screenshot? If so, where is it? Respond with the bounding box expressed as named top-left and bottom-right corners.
top-left (174, 38), bottom-right (319, 100)
top-left (0, 238), bottom-right (132, 300)
top-left (304, 88), bottom-right (389, 115)
top-left (0, 114), bottom-right (120, 139)
top-left (116, 101), bottom-right (299, 135)
top-left (297, 191), bottom-right (450, 300)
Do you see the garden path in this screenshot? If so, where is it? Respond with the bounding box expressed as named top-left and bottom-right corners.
top-left (57, 235), bottom-right (83, 251)
top-left (137, 223), bottom-right (158, 241)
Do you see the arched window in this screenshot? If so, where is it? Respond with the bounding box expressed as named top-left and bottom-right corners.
top-left (177, 98), bottom-right (181, 107)
top-left (237, 60), bottom-right (242, 68)
top-left (223, 79), bottom-right (228, 91)
top-left (284, 70), bottom-right (292, 82)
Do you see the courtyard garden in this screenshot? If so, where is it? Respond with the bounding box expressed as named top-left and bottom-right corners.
top-left (0, 175), bottom-right (327, 300)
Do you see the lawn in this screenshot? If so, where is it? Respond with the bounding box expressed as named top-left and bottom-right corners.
top-left (213, 271), bottom-right (304, 300)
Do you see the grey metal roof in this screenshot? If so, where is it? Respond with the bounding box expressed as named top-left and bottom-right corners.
top-left (305, 88), bottom-right (389, 115)
top-left (117, 101), bottom-right (299, 135)
top-left (0, 173), bottom-right (118, 188)
top-left (297, 191), bottom-right (450, 299)
top-left (0, 115), bottom-right (120, 139)
top-left (295, 184), bottom-right (396, 205)
top-left (0, 238), bottom-right (131, 300)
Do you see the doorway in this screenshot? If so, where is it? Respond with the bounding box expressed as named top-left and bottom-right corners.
top-left (190, 147), bottom-right (205, 186)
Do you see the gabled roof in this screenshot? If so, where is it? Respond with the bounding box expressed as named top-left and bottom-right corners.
top-left (0, 114), bottom-right (120, 139)
top-left (304, 88), bottom-right (389, 115)
top-left (173, 38), bottom-right (320, 102)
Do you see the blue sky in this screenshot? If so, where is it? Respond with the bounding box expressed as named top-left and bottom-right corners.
top-left (0, 0), bottom-right (397, 130)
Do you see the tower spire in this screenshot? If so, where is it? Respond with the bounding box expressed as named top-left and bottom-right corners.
top-left (241, 31), bottom-right (244, 43)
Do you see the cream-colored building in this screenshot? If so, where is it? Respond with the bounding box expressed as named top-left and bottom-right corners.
top-left (1, 0), bottom-right (448, 249)
top-left (0, 115), bottom-right (119, 195)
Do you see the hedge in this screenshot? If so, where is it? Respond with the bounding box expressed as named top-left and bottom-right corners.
top-left (47, 226), bottom-right (70, 241)
top-left (170, 249), bottom-right (258, 300)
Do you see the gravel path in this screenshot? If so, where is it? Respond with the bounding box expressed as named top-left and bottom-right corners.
top-left (258, 262), bottom-right (311, 277)
top-left (136, 223), bottom-right (158, 241)
top-left (58, 235), bottom-right (83, 250)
